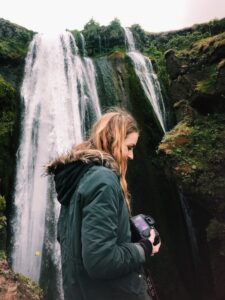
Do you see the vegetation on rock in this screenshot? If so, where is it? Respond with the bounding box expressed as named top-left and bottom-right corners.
top-left (158, 113), bottom-right (225, 298)
top-left (0, 19), bottom-right (34, 260)
top-left (0, 18), bottom-right (34, 63)
top-left (71, 18), bottom-right (125, 57)
top-left (146, 18), bottom-right (225, 52)
top-left (158, 114), bottom-right (225, 198)
top-left (0, 257), bottom-right (43, 300)
top-left (195, 65), bottom-right (218, 94)
top-left (0, 194), bottom-right (7, 249)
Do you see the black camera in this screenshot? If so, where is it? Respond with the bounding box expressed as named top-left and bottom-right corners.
top-left (130, 214), bottom-right (160, 245)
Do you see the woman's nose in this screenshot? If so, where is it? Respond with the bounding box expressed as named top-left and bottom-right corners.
top-left (128, 151), bottom-right (134, 160)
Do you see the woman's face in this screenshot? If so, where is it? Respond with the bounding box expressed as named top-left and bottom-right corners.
top-left (123, 132), bottom-right (139, 160)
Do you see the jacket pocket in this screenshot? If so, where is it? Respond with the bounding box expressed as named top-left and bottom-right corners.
top-left (110, 270), bottom-right (147, 297)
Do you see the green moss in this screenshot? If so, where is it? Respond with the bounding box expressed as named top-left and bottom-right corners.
top-left (189, 32), bottom-right (225, 61)
top-left (146, 18), bottom-right (225, 55)
top-left (207, 219), bottom-right (225, 253)
top-left (195, 65), bottom-right (218, 94)
top-left (165, 31), bottom-right (209, 51)
top-left (0, 75), bottom-right (17, 110)
top-left (108, 50), bottom-right (125, 59)
top-left (15, 273), bottom-right (43, 297)
top-left (158, 115), bottom-right (225, 197)
top-left (0, 111), bottom-right (16, 136)
top-left (0, 19), bottom-right (34, 62)
top-left (0, 250), bottom-right (6, 259)
top-left (0, 216), bottom-right (6, 230)
top-left (0, 195), bottom-right (6, 211)
top-left (0, 110), bottom-right (17, 194)
top-left (193, 32), bottom-right (225, 51)
top-left (0, 74), bottom-right (16, 97)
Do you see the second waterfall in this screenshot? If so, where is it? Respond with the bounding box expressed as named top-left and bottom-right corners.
top-left (124, 27), bottom-right (167, 132)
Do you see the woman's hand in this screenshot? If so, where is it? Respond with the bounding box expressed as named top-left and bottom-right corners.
top-left (149, 228), bottom-right (161, 256)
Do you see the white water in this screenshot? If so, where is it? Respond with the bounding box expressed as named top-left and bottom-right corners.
top-left (12, 31), bottom-right (101, 293)
top-left (179, 190), bottom-right (200, 272)
top-left (124, 28), bottom-right (167, 132)
top-left (80, 33), bottom-right (87, 57)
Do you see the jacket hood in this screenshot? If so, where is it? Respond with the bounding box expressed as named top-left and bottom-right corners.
top-left (46, 148), bottom-right (119, 205)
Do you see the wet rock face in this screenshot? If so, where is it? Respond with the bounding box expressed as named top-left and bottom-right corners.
top-left (165, 32), bottom-right (225, 115)
top-left (191, 93), bottom-right (225, 115)
top-left (158, 114), bottom-right (225, 300)
top-left (165, 49), bottom-right (189, 80)
top-left (162, 31), bottom-right (225, 300)
top-left (216, 63), bottom-right (225, 94)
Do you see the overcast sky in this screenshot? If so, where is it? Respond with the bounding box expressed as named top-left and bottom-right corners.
top-left (1, 0), bottom-right (225, 34)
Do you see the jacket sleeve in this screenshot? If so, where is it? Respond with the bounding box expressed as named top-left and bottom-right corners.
top-left (80, 174), bottom-right (143, 280)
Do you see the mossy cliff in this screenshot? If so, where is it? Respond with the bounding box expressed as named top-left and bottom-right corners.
top-left (0, 17), bottom-right (33, 243)
top-left (0, 18), bottom-right (34, 195)
top-left (0, 18), bottom-right (37, 299)
top-left (158, 23), bottom-right (225, 300)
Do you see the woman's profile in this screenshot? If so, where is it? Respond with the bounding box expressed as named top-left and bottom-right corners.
top-left (47, 108), bottom-right (161, 300)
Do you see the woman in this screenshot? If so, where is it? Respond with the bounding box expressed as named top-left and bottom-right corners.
top-left (47, 109), bottom-right (161, 300)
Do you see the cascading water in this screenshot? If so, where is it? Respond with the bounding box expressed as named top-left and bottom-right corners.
top-left (179, 190), bottom-right (201, 272)
top-left (95, 57), bottom-right (118, 106)
top-left (124, 27), bottom-right (167, 132)
top-left (80, 33), bottom-right (87, 57)
top-left (98, 35), bottom-right (102, 54)
top-left (11, 31), bottom-right (101, 298)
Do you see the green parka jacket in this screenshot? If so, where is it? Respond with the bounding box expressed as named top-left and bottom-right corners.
top-left (50, 150), bottom-right (149, 300)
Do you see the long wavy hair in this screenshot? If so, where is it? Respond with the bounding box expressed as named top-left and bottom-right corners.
top-left (75, 108), bottom-right (139, 213)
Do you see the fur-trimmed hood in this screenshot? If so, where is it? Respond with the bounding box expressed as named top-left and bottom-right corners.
top-left (46, 148), bottom-right (119, 175)
top-left (46, 148), bottom-right (119, 206)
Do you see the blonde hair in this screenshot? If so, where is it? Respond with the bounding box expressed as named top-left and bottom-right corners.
top-left (75, 108), bottom-right (139, 213)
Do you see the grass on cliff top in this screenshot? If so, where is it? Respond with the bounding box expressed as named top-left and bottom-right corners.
top-left (176, 31), bottom-right (225, 63)
top-left (0, 195), bottom-right (6, 211)
top-left (15, 273), bottom-right (43, 297)
top-left (0, 23), bottom-right (34, 61)
top-left (193, 32), bottom-right (225, 52)
top-left (0, 250), bottom-right (6, 259)
top-left (195, 65), bottom-right (218, 94)
top-left (0, 75), bottom-right (17, 103)
top-left (0, 111), bottom-right (16, 137)
top-left (158, 114), bottom-right (225, 197)
top-left (0, 39), bottom-right (28, 61)
top-left (163, 31), bottom-right (225, 74)
top-left (0, 195), bottom-right (6, 230)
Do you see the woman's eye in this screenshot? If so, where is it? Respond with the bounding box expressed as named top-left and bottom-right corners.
top-left (128, 146), bottom-right (134, 151)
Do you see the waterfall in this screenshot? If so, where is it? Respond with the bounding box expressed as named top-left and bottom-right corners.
top-left (124, 28), bottom-right (167, 132)
top-left (78, 34), bottom-right (101, 136)
top-left (80, 33), bottom-right (87, 57)
top-left (11, 31), bottom-right (101, 298)
top-left (98, 35), bottom-right (102, 54)
top-left (95, 57), bottom-right (117, 106)
top-left (179, 190), bottom-right (201, 272)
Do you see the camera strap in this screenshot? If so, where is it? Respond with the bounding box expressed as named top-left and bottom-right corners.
top-left (144, 267), bottom-right (160, 300)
